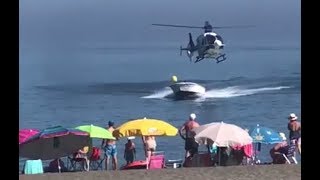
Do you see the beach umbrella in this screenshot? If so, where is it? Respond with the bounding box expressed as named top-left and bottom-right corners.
top-left (114, 117), bottom-right (178, 166)
top-left (193, 122), bottom-right (252, 147)
top-left (19, 126), bottom-right (90, 160)
top-left (19, 129), bottom-right (39, 144)
top-left (249, 124), bottom-right (282, 144)
top-left (75, 124), bottom-right (116, 139)
top-left (248, 124), bottom-right (283, 164)
top-left (113, 117), bottom-right (178, 138)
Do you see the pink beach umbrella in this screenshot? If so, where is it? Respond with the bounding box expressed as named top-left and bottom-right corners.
top-left (19, 129), bottom-right (39, 144)
top-left (19, 126), bottom-right (90, 160)
top-left (193, 122), bottom-right (253, 147)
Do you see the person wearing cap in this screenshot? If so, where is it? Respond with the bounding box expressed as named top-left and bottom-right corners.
top-left (124, 137), bottom-right (136, 165)
top-left (179, 113), bottom-right (200, 158)
top-left (101, 121), bottom-right (118, 170)
top-left (287, 113), bottom-right (301, 155)
top-left (287, 113), bottom-right (301, 140)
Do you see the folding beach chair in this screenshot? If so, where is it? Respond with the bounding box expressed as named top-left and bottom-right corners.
top-left (282, 142), bottom-right (298, 164)
top-left (89, 147), bottom-right (105, 170)
top-left (67, 153), bottom-right (88, 171)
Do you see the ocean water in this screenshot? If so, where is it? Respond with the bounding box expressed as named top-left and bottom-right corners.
top-left (19, 0), bottom-right (300, 171)
top-left (19, 41), bottom-right (301, 170)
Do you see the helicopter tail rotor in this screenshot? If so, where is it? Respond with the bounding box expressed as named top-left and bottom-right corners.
top-left (179, 33), bottom-right (196, 62)
top-left (188, 33), bottom-right (195, 49)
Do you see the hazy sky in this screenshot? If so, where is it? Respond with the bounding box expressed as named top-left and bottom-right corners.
top-left (20, 0), bottom-right (300, 48)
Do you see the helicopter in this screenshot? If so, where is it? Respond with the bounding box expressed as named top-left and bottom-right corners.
top-left (152, 21), bottom-right (253, 63)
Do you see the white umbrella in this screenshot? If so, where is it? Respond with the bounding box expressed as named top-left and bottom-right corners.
top-left (193, 122), bottom-right (252, 147)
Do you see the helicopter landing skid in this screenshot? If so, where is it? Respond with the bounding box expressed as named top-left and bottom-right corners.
top-left (215, 54), bottom-right (226, 63)
top-left (194, 56), bottom-right (204, 63)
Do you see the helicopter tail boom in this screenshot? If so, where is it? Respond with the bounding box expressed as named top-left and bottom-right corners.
top-left (179, 33), bottom-right (197, 61)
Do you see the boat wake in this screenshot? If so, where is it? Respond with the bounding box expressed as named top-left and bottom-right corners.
top-left (141, 86), bottom-right (291, 100)
top-left (142, 87), bottom-right (173, 99)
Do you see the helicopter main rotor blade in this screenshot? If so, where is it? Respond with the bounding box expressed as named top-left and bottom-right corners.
top-left (213, 25), bottom-right (255, 29)
top-left (152, 23), bottom-right (255, 30)
top-left (152, 24), bottom-right (203, 29)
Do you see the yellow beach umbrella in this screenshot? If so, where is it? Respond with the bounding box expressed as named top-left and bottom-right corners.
top-left (113, 118), bottom-right (178, 138)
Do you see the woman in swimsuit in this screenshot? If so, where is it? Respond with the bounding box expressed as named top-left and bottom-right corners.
top-left (143, 136), bottom-right (157, 162)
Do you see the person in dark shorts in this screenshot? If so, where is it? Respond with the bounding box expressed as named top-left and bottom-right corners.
top-left (287, 113), bottom-right (301, 155)
top-left (179, 113), bottom-right (200, 158)
top-left (101, 121), bottom-right (118, 170)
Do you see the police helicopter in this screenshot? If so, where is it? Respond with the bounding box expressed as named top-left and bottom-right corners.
top-left (152, 21), bottom-right (252, 63)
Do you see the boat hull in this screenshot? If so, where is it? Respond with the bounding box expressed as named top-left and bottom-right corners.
top-left (170, 82), bottom-right (206, 100)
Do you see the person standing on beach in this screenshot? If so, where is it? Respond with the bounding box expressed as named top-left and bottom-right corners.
top-left (124, 137), bottom-right (136, 165)
top-left (101, 121), bottom-right (118, 170)
top-left (179, 113), bottom-right (200, 158)
top-left (142, 135), bottom-right (157, 163)
top-left (287, 113), bottom-right (301, 155)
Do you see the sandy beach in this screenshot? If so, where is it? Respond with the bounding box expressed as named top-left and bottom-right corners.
top-left (19, 164), bottom-right (301, 180)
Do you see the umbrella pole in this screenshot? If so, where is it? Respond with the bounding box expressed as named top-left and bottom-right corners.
top-left (254, 143), bottom-right (257, 164)
top-left (58, 158), bottom-right (61, 173)
top-left (218, 147), bottom-right (221, 166)
top-left (141, 136), bottom-right (146, 159)
top-left (141, 136), bottom-right (148, 169)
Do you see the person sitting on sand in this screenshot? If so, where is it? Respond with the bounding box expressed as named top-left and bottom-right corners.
top-left (124, 137), bottom-right (136, 164)
top-left (270, 132), bottom-right (288, 164)
top-left (143, 135), bottom-right (157, 163)
top-left (75, 146), bottom-right (90, 171)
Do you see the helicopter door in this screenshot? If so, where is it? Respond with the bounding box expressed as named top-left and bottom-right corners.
top-left (215, 35), bottom-right (224, 49)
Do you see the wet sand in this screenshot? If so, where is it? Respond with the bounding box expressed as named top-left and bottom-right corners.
top-left (19, 164), bottom-right (301, 180)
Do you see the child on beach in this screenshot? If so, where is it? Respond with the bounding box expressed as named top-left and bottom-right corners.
top-left (124, 137), bottom-right (136, 164)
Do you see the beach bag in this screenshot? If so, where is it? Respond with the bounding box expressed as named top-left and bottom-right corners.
top-left (91, 147), bottom-right (101, 160)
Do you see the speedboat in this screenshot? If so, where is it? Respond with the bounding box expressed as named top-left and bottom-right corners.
top-left (169, 81), bottom-right (206, 100)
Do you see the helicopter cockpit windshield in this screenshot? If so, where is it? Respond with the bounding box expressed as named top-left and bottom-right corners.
top-left (204, 34), bottom-right (216, 45)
